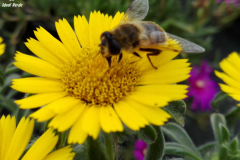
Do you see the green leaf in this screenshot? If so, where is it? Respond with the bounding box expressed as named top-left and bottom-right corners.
top-left (163, 100), bottom-right (186, 127)
top-left (219, 124), bottom-right (230, 144)
top-left (225, 107), bottom-right (240, 130)
top-left (0, 64), bottom-right (5, 85)
top-left (86, 137), bottom-right (108, 160)
top-left (219, 145), bottom-right (228, 160)
top-left (0, 95), bottom-right (18, 112)
top-left (162, 123), bottom-right (201, 158)
top-left (210, 113), bottom-right (226, 143)
top-left (144, 126), bottom-right (165, 160)
top-left (137, 125), bottom-right (157, 144)
top-left (211, 91), bottom-right (228, 111)
top-left (73, 144), bottom-right (86, 160)
top-left (230, 137), bottom-right (239, 153)
top-left (5, 64), bottom-right (19, 75)
top-left (198, 142), bottom-right (216, 154)
top-left (165, 143), bottom-right (202, 160)
top-left (0, 73), bottom-right (20, 94)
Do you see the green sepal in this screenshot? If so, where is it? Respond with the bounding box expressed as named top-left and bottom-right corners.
top-left (163, 100), bottom-right (186, 127)
top-left (86, 136), bottom-right (108, 160)
top-left (219, 124), bottom-right (229, 145)
top-left (73, 144), bottom-right (87, 160)
top-left (165, 143), bottom-right (202, 160)
top-left (211, 91), bottom-right (228, 111)
top-left (137, 125), bottom-right (157, 144)
top-left (210, 113), bottom-right (226, 143)
top-left (162, 122), bottom-right (201, 158)
top-left (144, 126), bottom-right (165, 160)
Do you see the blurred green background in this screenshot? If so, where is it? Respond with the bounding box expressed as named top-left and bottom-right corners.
top-left (1, 0), bottom-right (240, 158)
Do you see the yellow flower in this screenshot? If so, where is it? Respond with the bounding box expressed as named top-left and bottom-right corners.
top-left (0, 115), bottom-right (75, 160)
top-left (215, 52), bottom-right (240, 106)
top-left (0, 36), bottom-right (5, 56)
top-left (12, 11), bottom-right (191, 144)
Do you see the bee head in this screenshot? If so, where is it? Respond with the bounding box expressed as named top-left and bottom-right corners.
top-left (100, 31), bottom-right (121, 58)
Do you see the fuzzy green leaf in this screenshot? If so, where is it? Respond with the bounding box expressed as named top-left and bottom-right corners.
top-left (144, 126), bottom-right (165, 160)
top-left (163, 100), bottom-right (186, 127)
top-left (211, 91), bottom-right (228, 110)
top-left (165, 143), bottom-right (202, 160)
top-left (210, 113), bottom-right (226, 143)
top-left (219, 124), bottom-right (230, 144)
top-left (73, 144), bottom-right (86, 160)
top-left (225, 107), bottom-right (240, 130)
top-left (138, 125), bottom-right (157, 144)
top-left (162, 123), bottom-right (201, 158)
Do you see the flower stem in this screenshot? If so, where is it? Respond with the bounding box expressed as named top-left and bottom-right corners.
top-left (114, 134), bottom-right (118, 160)
top-left (103, 132), bottom-right (114, 160)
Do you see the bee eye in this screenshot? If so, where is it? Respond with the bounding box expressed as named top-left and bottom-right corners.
top-left (101, 40), bottom-right (106, 46)
top-left (108, 39), bottom-right (121, 55)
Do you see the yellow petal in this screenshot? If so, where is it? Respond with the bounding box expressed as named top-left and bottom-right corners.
top-left (136, 84), bottom-right (188, 101)
top-left (220, 58), bottom-right (240, 82)
top-left (5, 117), bottom-right (34, 160)
top-left (22, 129), bottom-right (58, 160)
top-left (126, 99), bottom-right (171, 125)
top-left (114, 101), bottom-right (148, 130)
top-left (12, 77), bottom-right (63, 93)
top-left (82, 106), bottom-right (101, 139)
top-left (34, 27), bottom-right (72, 63)
top-left (0, 115), bottom-right (16, 160)
top-left (218, 84), bottom-right (240, 94)
top-left (74, 15), bottom-right (90, 47)
top-left (43, 146), bottom-right (75, 160)
top-left (56, 19), bottom-right (82, 56)
top-left (15, 92), bottom-right (67, 109)
top-left (215, 71), bottom-right (240, 90)
top-left (68, 107), bottom-right (88, 144)
top-left (138, 68), bottom-right (191, 84)
top-left (128, 92), bottom-right (171, 107)
top-left (49, 102), bottom-right (86, 132)
top-left (30, 107), bottom-right (56, 122)
top-left (45, 96), bottom-right (80, 114)
top-left (25, 38), bottom-right (63, 67)
top-left (110, 12), bottom-right (124, 29)
top-left (14, 52), bottom-right (62, 79)
top-left (0, 43), bottom-right (5, 56)
top-left (100, 105), bottom-right (123, 133)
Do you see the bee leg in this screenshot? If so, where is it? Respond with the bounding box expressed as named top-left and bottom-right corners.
top-left (118, 52), bottom-right (123, 63)
top-left (146, 50), bottom-right (162, 69)
top-left (139, 48), bottom-right (162, 69)
top-left (106, 57), bottom-right (112, 67)
top-left (129, 52), bottom-right (143, 64)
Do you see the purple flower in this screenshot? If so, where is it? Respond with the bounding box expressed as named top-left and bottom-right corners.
top-left (133, 139), bottom-right (147, 160)
top-left (187, 61), bottom-right (218, 111)
top-left (217, 0), bottom-right (240, 6)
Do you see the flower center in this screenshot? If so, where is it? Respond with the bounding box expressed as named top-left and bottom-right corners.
top-left (196, 80), bottom-right (205, 88)
top-left (61, 47), bottom-right (141, 106)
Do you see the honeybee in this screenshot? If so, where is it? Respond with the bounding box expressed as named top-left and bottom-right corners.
top-left (99, 0), bottom-right (205, 69)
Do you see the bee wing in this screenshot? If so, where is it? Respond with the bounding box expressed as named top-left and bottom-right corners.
top-left (167, 33), bottom-right (205, 53)
top-left (121, 0), bottom-right (149, 22)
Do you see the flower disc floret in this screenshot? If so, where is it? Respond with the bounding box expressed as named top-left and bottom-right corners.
top-left (61, 47), bottom-right (141, 106)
